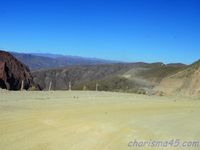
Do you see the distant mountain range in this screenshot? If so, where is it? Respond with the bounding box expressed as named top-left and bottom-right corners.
top-left (32, 62), bottom-right (186, 94)
top-left (9, 51), bottom-right (189, 95)
top-left (11, 52), bottom-right (119, 70)
top-left (4, 50), bottom-right (200, 97)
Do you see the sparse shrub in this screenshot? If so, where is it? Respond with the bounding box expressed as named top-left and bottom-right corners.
top-left (28, 86), bottom-right (38, 91)
top-left (83, 85), bottom-right (87, 91)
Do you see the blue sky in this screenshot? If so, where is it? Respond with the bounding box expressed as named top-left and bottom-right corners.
top-left (0, 0), bottom-right (200, 64)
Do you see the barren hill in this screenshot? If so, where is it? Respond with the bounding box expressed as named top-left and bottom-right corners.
top-left (155, 60), bottom-right (200, 96)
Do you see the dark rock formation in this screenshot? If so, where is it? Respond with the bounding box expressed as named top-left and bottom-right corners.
top-left (0, 50), bottom-right (37, 90)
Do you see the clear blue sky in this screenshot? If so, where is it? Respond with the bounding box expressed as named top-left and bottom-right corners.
top-left (0, 0), bottom-right (200, 64)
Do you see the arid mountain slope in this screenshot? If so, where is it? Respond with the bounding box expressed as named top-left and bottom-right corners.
top-left (32, 62), bottom-right (185, 93)
top-left (156, 60), bottom-right (200, 96)
top-left (0, 50), bottom-right (36, 90)
top-left (32, 63), bottom-right (137, 90)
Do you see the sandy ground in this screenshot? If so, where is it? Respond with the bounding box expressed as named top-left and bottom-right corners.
top-left (0, 91), bottom-right (200, 150)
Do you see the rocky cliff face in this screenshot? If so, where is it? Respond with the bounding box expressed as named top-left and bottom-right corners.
top-left (0, 50), bottom-right (36, 90)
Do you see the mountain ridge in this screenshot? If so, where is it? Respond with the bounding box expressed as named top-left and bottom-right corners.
top-left (10, 51), bottom-right (120, 70)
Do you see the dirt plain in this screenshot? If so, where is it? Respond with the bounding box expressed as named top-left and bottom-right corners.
top-left (0, 91), bottom-right (200, 150)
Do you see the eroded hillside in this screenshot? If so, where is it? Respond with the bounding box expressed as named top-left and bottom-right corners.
top-left (155, 60), bottom-right (200, 96)
top-left (32, 63), bottom-right (185, 94)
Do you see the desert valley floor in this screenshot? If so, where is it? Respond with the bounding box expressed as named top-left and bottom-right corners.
top-left (0, 91), bottom-right (200, 150)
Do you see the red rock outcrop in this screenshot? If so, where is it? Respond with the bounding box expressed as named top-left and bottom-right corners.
top-left (0, 50), bottom-right (37, 90)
